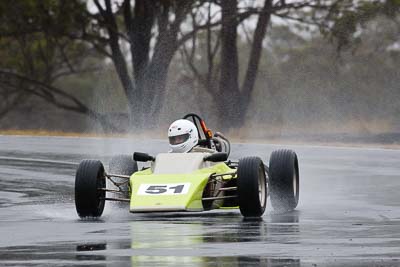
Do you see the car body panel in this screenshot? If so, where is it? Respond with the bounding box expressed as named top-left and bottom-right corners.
top-left (152, 153), bottom-right (212, 174)
top-left (129, 157), bottom-right (235, 212)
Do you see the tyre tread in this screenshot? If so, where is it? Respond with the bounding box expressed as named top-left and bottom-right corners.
top-left (237, 157), bottom-right (266, 217)
top-left (269, 149), bottom-right (299, 212)
top-left (75, 160), bottom-right (105, 218)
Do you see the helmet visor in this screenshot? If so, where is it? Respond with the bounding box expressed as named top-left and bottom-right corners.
top-left (169, 133), bottom-right (190, 145)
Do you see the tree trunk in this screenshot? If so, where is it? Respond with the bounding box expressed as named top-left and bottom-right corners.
top-left (239, 0), bottom-right (272, 121)
top-left (216, 0), bottom-right (272, 130)
top-left (129, 61), bottom-right (171, 129)
top-left (100, 0), bottom-right (189, 130)
top-left (217, 0), bottom-right (242, 130)
top-left (123, 0), bottom-right (155, 129)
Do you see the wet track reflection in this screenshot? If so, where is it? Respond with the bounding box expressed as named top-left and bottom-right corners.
top-left (0, 136), bottom-right (400, 266)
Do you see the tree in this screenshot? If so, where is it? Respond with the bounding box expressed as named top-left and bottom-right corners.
top-left (321, 0), bottom-right (400, 50)
top-left (216, 0), bottom-right (272, 128)
top-left (79, 0), bottom-right (203, 128)
top-left (181, 0), bottom-right (337, 129)
top-left (0, 0), bottom-right (116, 131)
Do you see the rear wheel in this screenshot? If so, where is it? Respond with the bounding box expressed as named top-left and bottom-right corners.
top-left (108, 155), bottom-right (138, 199)
top-left (237, 157), bottom-right (267, 217)
top-left (75, 160), bottom-right (105, 218)
top-left (269, 149), bottom-right (299, 212)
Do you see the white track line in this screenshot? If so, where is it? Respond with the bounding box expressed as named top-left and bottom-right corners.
top-left (0, 156), bottom-right (78, 166)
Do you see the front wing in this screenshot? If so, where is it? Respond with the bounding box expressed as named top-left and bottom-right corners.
top-left (129, 163), bottom-right (235, 212)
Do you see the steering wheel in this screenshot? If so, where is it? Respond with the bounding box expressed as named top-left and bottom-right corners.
top-left (183, 113), bottom-right (213, 147)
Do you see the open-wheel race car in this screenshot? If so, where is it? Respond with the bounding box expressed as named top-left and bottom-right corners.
top-left (74, 113), bottom-right (300, 218)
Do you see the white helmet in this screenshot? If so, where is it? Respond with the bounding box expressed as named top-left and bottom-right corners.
top-left (168, 119), bottom-right (199, 153)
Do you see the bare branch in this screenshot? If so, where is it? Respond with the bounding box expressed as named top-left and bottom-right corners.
top-left (180, 44), bottom-right (208, 90)
top-left (0, 69), bottom-right (118, 131)
top-left (178, 20), bottom-right (221, 47)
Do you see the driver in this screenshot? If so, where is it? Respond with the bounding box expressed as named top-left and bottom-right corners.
top-left (168, 119), bottom-right (199, 153)
top-left (168, 118), bottom-right (229, 154)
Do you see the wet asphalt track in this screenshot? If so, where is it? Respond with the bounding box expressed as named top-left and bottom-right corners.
top-left (0, 135), bottom-right (400, 267)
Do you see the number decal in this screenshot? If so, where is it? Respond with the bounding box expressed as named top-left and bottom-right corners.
top-left (169, 185), bottom-right (184, 194)
top-left (138, 183), bottom-right (190, 195)
top-left (145, 185), bottom-right (168, 194)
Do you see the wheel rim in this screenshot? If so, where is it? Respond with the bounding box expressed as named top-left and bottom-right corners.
top-left (293, 170), bottom-right (297, 198)
top-left (258, 166), bottom-right (266, 208)
top-left (96, 169), bottom-right (105, 210)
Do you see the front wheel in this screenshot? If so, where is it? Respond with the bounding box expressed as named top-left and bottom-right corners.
top-left (269, 149), bottom-right (299, 212)
top-left (237, 157), bottom-right (267, 217)
top-left (75, 160), bottom-right (106, 218)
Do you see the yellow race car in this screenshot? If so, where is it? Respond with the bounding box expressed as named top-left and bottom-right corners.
top-left (74, 114), bottom-right (300, 218)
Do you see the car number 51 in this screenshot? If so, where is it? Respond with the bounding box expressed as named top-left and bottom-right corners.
top-left (138, 183), bottom-right (191, 195)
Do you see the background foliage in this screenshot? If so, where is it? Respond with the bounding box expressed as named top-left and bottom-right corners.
top-left (0, 0), bottom-right (399, 141)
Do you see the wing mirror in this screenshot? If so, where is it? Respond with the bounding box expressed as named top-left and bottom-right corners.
top-left (133, 152), bottom-right (155, 162)
top-left (204, 152), bottom-right (228, 162)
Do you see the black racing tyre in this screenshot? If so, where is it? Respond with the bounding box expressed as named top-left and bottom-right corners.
top-left (108, 155), bottom-right (138, 199)
top-left (75, 160), bottom-right (106, 218)
top-left (237, 157), bottom-right (267, 217)
top-left (269, 149), bottom-right (299, 212)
